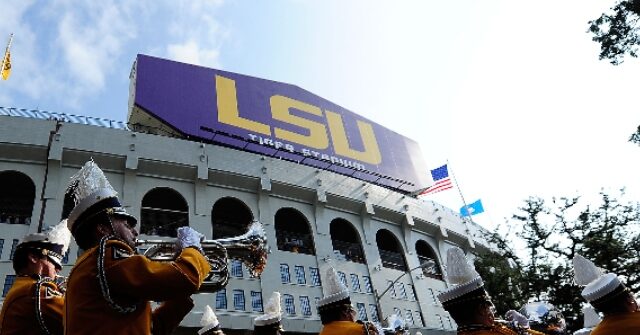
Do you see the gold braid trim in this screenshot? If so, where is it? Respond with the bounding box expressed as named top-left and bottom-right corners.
top-left (459, 324), bottom-right (520, 335)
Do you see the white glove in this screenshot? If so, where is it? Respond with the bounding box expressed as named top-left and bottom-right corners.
top-left (505, 310), bottom-right (530, 328)
top-left (176, 227), bottom-right (205, 252)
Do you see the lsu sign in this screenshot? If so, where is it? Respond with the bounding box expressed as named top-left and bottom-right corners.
top-left (130, 54), bottom-right (430, 192)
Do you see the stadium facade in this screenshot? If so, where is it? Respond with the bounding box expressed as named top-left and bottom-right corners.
top-left (0, 55), bottom-right (491, 334)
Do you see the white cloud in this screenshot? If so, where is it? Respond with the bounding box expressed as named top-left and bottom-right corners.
top-left (167, 39), bottom-right (221, 68)
top-left (0, 1), bottom-right (228, 111)
top-left (54, 1), bottom-right (138, 90)
top-left (161, 0), bottom-right (226, 68)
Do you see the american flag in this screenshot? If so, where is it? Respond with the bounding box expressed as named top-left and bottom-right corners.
top-left (419, 164), bottom-right (453, 196)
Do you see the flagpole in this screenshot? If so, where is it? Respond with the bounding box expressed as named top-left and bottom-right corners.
top-left (1, 33), bottom-right (13, 79)
top-left (447, 160), bottom-right (474, 221)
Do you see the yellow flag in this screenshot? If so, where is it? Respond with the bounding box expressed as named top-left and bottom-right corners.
top-left (1, 51), bottom-right (11, 80)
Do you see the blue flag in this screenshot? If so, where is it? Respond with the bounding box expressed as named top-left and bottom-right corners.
top-left (460, 199), bottom-right (484, 216)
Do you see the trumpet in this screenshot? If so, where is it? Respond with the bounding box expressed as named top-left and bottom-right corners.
top-left (135, 220), bottom-right (270, 292)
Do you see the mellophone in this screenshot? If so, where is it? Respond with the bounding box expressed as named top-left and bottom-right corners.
top-left (135, 220), bottom-right (270, 292)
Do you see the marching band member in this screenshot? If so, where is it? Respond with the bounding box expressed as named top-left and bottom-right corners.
top-left (573, 254), bottom-right (640, 335)
top-left (198, 305), bottom-right (225, 335)
top-left (253, 292), bottom-right (284, 335)
top-left (0, 220), bottom-right (71, 334)
top-left (62, 160), bottom-right (211, 335)
top-left (437, 247), bottom-right (546, 335)
top-left (573, 306), bottom-right (601, 335)
top-left (317, 266), bottom-right (380, 335)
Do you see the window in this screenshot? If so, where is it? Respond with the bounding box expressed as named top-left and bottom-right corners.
top-left (356, 303), bottom-right (368, 321)
top-left (416, 240), bottom-right (443, 280)
top-left (0, 239), bottom-right (4, 259)
top-left (387, 280), bottom-right (396, 298)
top-left (300, 296), bottom-right (312, 316)
top-left (231, 259), bottom-right (243, 278)
top-left (405, 309), bottom-right (414, 326)
top-left (251, 291), bottom-right (263, 312)
top-left (414, 310), bottom-right (424, 327)
top-left (310, 267), bottom-right (321, 286)
top-left (275, 208), bottom-right (315, 255)
top-left (393, 308), bottom-right (402, 319)
top-left (397, 282), bottom-right (407, 299)
top-left (445, 316), bottom-right (454, 329)
top-left (406, 284), bottom-right (415, 300)
top-left (280, 264), bottom-right (290, 283)
top-left (283, 294), bottom-right (296, 315)
top-left (329, 219), bottom-right (365, 263)
top-left (2, 275), bottom-right (15, 297)
top-left (428, 288), bottom-right (438, 304)
top-left (315, 297), bottom-right (320, 310)
top-left (295, 265), bottom-right (306, 285)
top-left (233, 289), bottom-right (245, 311)
top-left (62, 249), bottom-right (70, 264)
top-left (140, 187), bottom-right (189, 237)
top-left (212, 197), bottom-right (253, 238)
top-left (0, 171), bottom-right (35, 225)
top-left (363, 276), bottom-right (373, 293)
top-left (338, 271), bottom-right (348, 289)
top-left (215, 289), bottom-right (227, 309)
top-left (350, 274), bottom-right (361, 292)
top-left (376, 230), bottom-right (407, 271)
top-left (437, 314), bottom-right (444, 329)
top-left (9, 239), bottom-right (18, 260)
top-left (369, 304), bottom-right (380, 323)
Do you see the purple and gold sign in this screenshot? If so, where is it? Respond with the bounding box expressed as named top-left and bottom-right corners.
top-left (131, 54), bottom-right (429, 192)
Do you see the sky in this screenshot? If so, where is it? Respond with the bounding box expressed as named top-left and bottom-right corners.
top-left (1, 0), bottom-right (639, 232)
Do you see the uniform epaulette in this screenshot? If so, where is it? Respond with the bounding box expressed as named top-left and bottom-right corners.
top-left (42, 285), bottom-right (63, 299)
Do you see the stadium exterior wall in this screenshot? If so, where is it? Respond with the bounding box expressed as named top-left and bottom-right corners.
top-left (0, 113), bottom-right (491, 334)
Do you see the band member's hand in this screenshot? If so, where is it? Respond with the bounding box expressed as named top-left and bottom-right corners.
top-left (505, 310), bottom-right (530, 328)
top-left (176, 227), bottom-right (205, 252)
top-left (364, 322), bottom-right (380, 335)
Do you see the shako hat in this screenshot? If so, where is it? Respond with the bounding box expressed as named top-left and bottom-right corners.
top-left (573, 306), bottom-right (601, 335)
top-left (15, 219), bottom-right (72, 269)
top-left (198, 305), bottom-right (223, 335)
top-left (63, 160), bottom-right (137, 234)
top-left (437, 247), bottom-right (490, 309)
top-left (573, 254), bottom-right (626, 306)
top-left (317, 267), bottom-right (351, 311)
top-left (254, 292), bottom-right (283, 327)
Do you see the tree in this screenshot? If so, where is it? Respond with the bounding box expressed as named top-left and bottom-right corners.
top-left (588, 0), bottom-right (640, 65)
top-left (475, 189), bottom-right (640, 332)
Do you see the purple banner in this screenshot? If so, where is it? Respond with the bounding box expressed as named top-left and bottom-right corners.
top-left (132, 54), bottom-right (430, 192)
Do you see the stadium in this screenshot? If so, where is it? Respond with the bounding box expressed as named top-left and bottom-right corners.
top-left (0, 54), bottom-right (491, 334)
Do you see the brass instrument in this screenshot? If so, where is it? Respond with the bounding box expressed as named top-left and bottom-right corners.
top-left (135, 220), bottom-right (269, 292)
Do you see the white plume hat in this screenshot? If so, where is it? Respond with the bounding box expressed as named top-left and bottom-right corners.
top-left (317, 267), bottom-right (350, 309)
top-left (573, 306), bottom-right (601, 335)
top-left (198, 305), bottom-right (221, 335)
top-left (437, 247), bottom-right (486, 306)
top-left (64, 160), bottom-right (136, 233)
top-left (582, 306), bottom-right (601, 328)
top-left (573, 254), bottom-right (622, 303)
top-left (16, 219), bottom-right (72, 268)
top-left (254, 292), bottom-right (283, 326)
